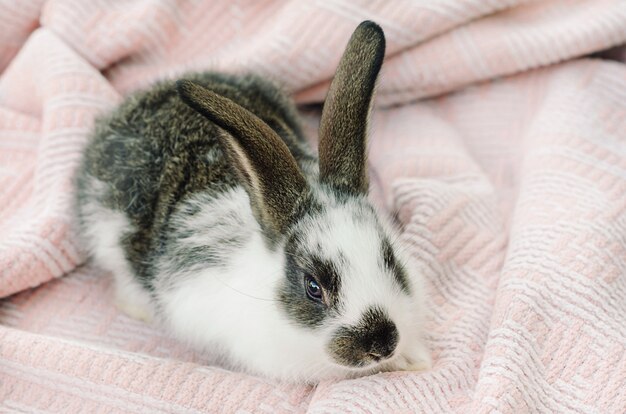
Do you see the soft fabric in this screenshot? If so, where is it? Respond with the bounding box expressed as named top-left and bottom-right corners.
top-left (1, 0), bottom-right (625, 412)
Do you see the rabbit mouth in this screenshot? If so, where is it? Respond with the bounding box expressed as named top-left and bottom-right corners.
top-left (327, 351), bottom-right (399, 373)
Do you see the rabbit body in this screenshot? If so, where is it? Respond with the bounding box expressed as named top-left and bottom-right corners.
top-left (75, 22), bottom-right (430, 382)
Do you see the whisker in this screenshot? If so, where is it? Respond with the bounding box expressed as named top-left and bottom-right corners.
top-left (212, 270), bottom-right (283, 302)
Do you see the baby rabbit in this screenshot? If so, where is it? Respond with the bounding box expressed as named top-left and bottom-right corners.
top-left (75, 21), bottom-right (430, 382)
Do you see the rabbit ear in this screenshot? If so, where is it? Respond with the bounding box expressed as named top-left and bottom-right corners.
top-left (177, 80), bottom-right (310, 241)
top-left (318, 21), bottom-right (385, 196)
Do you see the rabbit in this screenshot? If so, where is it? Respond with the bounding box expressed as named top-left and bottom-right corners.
top-left (74, 21), bottom-right (431, 382)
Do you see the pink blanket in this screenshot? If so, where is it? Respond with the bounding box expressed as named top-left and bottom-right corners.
top-left (2, 0), bottom-right (626, 412)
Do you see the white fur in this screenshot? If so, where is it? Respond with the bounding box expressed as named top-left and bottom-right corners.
top-left (78, 177), bottom-right (154, 322)
top-left (153, 189), bottom-right (345, 380)
top-left (80, 181), bottom-right (430, 382)
top-left (151, 189), bottom-right (430, 381)
top-left (156, 227), bottom-right (336, 380)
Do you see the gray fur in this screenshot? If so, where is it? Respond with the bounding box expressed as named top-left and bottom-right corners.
top-left (319, 21), bottom-right (385, 196)
top-left (177, 79), bottom-right (312, 243)
top-left (160, 190), bottom-right (252, 273)
top-left (75, 72), bottom-right (314, 289)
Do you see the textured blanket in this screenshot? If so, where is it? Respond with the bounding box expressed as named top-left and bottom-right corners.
top-left (1, 0), bottom-right (626, 412)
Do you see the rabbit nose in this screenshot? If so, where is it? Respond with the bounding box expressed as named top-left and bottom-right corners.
top-left (327, 306), bottom-right (399, 367)
top-left (365, 324), bottom-right (398, 361)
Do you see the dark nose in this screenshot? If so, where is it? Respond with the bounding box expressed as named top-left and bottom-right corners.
top-left (363, 317), bottom-right (398, 361)
top-left (328, 307), bottom-right (399, 367)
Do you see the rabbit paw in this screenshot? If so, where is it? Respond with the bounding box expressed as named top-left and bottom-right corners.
top-left (396, 344), bottom-right (432, 372)
top-left (115, 296), bottom-right (153, 323)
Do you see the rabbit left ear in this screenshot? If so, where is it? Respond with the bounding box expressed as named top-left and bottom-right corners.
top-left (177, 80), bottom-right (310, 242)
top-left (318, 21), bottom-right (386, 196)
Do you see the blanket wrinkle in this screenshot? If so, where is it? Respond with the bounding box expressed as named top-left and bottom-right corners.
top-left (1, 1), bottom-right (625, 412)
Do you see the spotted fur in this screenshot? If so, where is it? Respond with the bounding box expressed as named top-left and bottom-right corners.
top-left (75, 21), bottom-right (430, 382)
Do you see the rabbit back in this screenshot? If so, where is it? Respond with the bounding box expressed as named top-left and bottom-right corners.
top-left (76, 72), bottom-right (312, 289)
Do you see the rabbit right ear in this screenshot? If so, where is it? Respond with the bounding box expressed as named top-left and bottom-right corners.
top-left (318, 21), bottom-right (385, 196)
top-left (177, 80), bottom-right (310, 242)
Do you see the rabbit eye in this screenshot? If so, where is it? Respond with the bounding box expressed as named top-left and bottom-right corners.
top-left (304, 275), bottom-right (323, 303)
